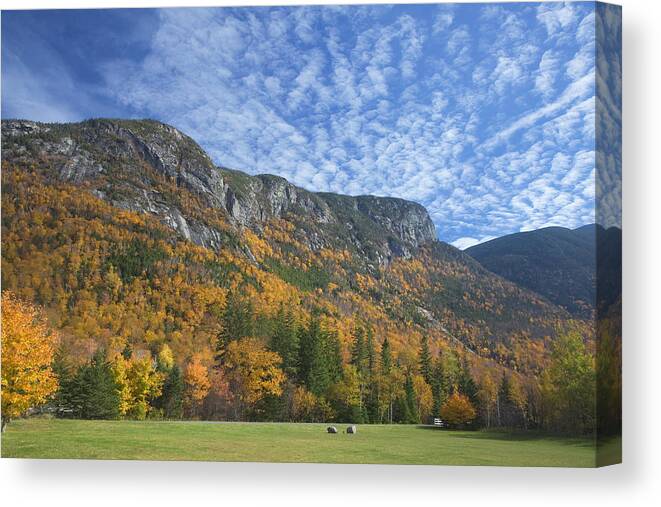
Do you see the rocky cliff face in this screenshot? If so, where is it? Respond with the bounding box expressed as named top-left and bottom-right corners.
top-left (2, 119), bottom-right (436, 264)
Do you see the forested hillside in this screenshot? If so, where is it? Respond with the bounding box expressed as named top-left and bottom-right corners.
top-left (1, 119), bottom-right (602, 433)
top-left (466, 225), bottom-right (599, 318)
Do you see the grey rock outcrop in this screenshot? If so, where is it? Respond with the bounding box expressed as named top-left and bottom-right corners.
top-left (1, 118), bottom-right (437, 262)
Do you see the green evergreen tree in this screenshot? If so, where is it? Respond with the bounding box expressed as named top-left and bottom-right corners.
top-left (298, 315), bottom-right (337, 397)
top-left (366, 326), bottom-right (376, 374)
top-left (380, 338), bottom-right (392, 374)
top-left (459, 356), bottom-right (479, 404)
top-left (497, 372), bottom-right (511, 427)
top-left (419, 335), bottom-right (433, 384)
top-left (392, 395), bottom-right (407, 424)
top-left (365, 326), bottom-right (379, 423)
top-left (350, 325), bottom-right (367, 374)
top-left (430, 355), bottom-right (447, 417)
top-left (52, 347), bottom-right (75, 414)
top-left (216, 290), bottom-right (254, 360)
top-left (379, 338), bottom-right (397, 424)
top-left (156, 365), bottom-right (184, 419)
top-left (269, 304), bottom-right (299, 379)
top-left (298, 315), bottom-right (320, 392)
top-left (403, 372), bottom-right (418, 423)
top-left (326, 328), bottom-right (344, 384)
top-left (59, 349), bottom-right (120, 419)
top-left (458, 355), bottom-right (481, 427)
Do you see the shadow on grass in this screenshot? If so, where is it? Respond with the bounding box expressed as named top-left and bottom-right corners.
top-left (415, 425), bottom-right (595, 447)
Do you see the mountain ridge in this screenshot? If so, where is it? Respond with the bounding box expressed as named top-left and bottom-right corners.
top-left (465, 224), bottom-right (608, 318)
top-left (2, 118), bottom-right (436, 265)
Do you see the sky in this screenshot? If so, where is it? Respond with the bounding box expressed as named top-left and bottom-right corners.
top-left (1, 2), bottom-right (603, 249)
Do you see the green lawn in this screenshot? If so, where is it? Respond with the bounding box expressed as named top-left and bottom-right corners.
top-left (1, 418), bottom-right (603, 467)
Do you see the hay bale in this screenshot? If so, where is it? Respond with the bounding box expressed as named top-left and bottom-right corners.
top-left (327, 426), bottom-right (338, 434)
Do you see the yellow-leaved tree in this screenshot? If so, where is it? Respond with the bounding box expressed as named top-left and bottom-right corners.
top-left (478, 372), bottom-right (498, 428)
top-left (291, 386), bottom-right (318, 422)
top-left (112, 355), bottom-right (164, 420)
top-left (223, 338), bottom-right (285, 419)
top-left (183, 354), bottom-right (211, 418)
top-left (1, 291), bottom-right (58, 431)
top-left (412, 374), bottom-right (433, 422)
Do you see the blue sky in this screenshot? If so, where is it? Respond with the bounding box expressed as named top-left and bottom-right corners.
top-left (2, 3), bottom-right (602, 248)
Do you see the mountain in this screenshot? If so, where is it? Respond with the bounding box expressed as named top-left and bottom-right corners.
top-left (596, 226), bottom-right (622, 313)
top-left (465, 225), bottom-right (600, 317)
top-left (1, 118), bottom-right (574, 374)
top-left (2, 119), bottom-right (435, 265)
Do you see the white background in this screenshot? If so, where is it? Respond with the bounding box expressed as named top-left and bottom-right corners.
top-left (0, 0), bottom-right (659, 505)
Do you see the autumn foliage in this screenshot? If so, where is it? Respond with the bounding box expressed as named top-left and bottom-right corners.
top-left (440, 392), bottom-right (477, 428)
top-left (1, 291), bottom-right (58, 430)
top-left (223, 338), bottom-right (285, 417)
top-left (0, 162), bottom-right (609, 434)
top-left (183, 354), bottom-right (211, 417)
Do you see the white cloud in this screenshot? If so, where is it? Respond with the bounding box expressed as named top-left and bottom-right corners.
top-left (452, 235), bottom-right (496, 250)
top-left (91, 4), bottom-right (600, 245)
top-left (433, 12), bottom-right (454, 34)
top-left (483, 71), bottom-right (594, 150)
top-left (537, 2), bottom-right (577, 37)
top-left (535, 49), bottom-right (559, 96)
top-left (491, 55), bottom-right (525, 94)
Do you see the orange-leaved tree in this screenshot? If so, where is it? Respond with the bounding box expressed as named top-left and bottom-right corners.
top-left (1, 291), bottom-right (59, 431)
top-left (440, 391), bottom-right (477, 428)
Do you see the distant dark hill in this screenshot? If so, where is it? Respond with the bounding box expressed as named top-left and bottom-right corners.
top-left (596, 226), bottom-right (622, 313)
top-left (466, 225), bottom-right (601, 317)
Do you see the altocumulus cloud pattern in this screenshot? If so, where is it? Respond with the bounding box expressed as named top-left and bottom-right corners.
top-left (1, 3), bottom-right (603, 248)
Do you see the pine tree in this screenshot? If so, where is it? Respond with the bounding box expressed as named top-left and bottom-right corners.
top-left (350, 325), bottom-right (367, 374)
top-left (351, 324), bottom-right (379, 420)
top-left (378, 338), bottom-right (401, 423)
top-left (497, 372), bottom-right (511, 427)
top-left (155, 365), bottom-right (184, 419)
top-left (59, 349), bottom-right (120, 419)
top-left (216, 291), bottom-right (254, 360)
top-left (298, 315), bottom-right (320, 392)
top-left (403, 372), bottom-right (418, 423)
top-left (458, 356), bottom-right (481, 427)
top-left (52, 347), bottom-right (75, 408)
top-left (366, 325), bottom-right (376, 375)
top-left (459, 356), bottom-right (479, 405)
top-left (361, 327), bottom-right (377, 423)
top-left (430, 355), bottom-right (447, 417)
top-left (298, 315), bottom-right (337, 397)
top-left (215, 290), bottom-right (252, 364)
top-left (269, 304), bottom-right (299, 379)
top-left (380, 338), bottom-right (392, 374)
top-left (326, 329), bottom-right (344, 384)
top-left (419, 335), bottom-right (432, 384)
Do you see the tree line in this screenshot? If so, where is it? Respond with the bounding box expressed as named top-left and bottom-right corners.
top-left (2, 290), bottom-right (597, 435)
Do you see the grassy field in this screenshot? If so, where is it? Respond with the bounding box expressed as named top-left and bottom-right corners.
top-left (1, 418), bottom-right (605, 467)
